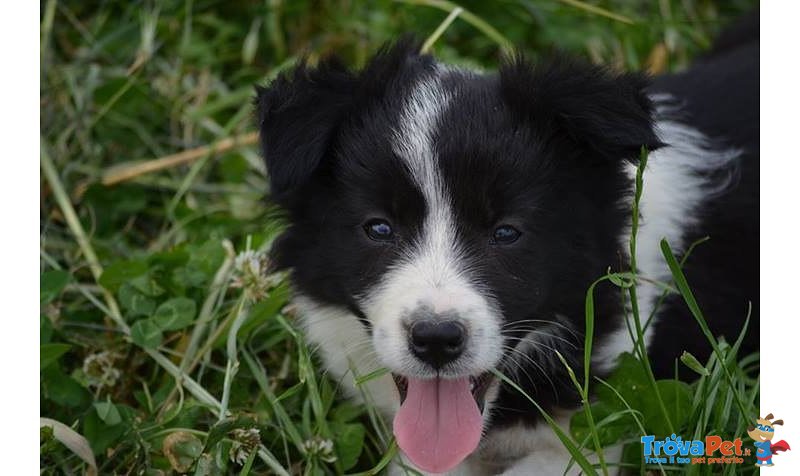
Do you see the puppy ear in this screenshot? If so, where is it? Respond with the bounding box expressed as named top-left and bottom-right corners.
top-left (772, 419), bottom-right (784, 426)
top-left (255, 57), bottom-right (357, 206)
top-left (358, 35), bottom-right (425, 94)
top-left (499, 54), bottom-right (664, 160)
top-left (765, 413), bottom-right (774, 420)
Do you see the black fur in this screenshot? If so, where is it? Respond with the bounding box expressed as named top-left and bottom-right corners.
top-left (254, 57), bottom-right (358, 207)
top-left (499, 54), bottom-right (664, 160)
top-left (647, 14), bottom-right (759, 379)
top-left (257, 39), bottom-right (434, 326)
top-left (255, 20), bottom-right (758, 441)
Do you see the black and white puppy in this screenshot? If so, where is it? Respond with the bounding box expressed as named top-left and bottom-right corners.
top-left (255, 14), bottom-right (758, 475)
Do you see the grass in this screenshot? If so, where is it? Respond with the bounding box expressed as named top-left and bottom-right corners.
top-left (40, 1), bottom-right (758, 474)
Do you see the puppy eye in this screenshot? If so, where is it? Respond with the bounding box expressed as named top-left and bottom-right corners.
top-left (364, 219), bottom-right (395, 241)
top-left (492, 225), bottom-right (521, 244)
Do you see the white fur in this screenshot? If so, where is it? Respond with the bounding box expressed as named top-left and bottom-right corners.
top-left (361, 72), bottom-right (502, 379)
top-left (465, 411), bottom-right (620, 475)
top-left (294, 295), bottom-right (400, 417)
top-left (594, 97), bottom-right (740, 371)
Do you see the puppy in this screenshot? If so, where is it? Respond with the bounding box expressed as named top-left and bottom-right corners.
top-left (254, 13), bottom-right (758, 475)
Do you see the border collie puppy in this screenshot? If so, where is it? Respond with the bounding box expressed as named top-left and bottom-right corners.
top-left (254, 14), bottom-right (758, 475)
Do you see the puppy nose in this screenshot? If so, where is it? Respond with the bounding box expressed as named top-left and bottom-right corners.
top-left (409, 320), bottom-right (467, 369)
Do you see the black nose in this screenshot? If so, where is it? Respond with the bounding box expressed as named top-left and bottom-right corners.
top-left (409, 320), bottom-right (467, 369)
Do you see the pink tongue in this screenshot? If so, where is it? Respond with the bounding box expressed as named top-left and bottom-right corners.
top-left (393, 377), bottom-right (483, 473)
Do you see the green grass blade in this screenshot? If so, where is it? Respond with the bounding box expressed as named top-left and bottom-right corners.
top-left (556, 0), bottom-right (635, 24)
top-left (660, 238), bottom-right (750, 419)
top-left (421, 6), bottom-right (463, 53)
top-left (490, 369), bottom-right (599, 475)
top-left (395, 0), bottom-right (513, 52)
top-left (626, 148), bottom-right (675, 435)
top-left (555, 351), bottom-right (608, 475)
top-left (241, 350), bottom-right (306, 454)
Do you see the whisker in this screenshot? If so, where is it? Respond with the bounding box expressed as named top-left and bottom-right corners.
top-left (499, 347), bottom-right (538, 395)
top-left (504, 335), bottom-right (571, 356)
top-left (502, 328), bottom-right (579, 350)
top-left (502, 318), bottom-right (582, 339)
top-left (499, 344), bottom-right (561, 398)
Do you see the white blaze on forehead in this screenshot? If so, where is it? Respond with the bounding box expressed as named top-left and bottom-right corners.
top-left (391, 73), bottom-right (461, 295)
top-left (361, 72), bottom-right (501, 377)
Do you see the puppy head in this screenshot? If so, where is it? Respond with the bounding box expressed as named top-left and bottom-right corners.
top-left (255, 40), bottom-right (660, 394)
top-left (256, 40), bottom-right (662, 472)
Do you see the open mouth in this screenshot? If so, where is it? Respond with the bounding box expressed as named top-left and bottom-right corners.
top-left (392, 372), bottom-right (493, 411)
top-left (391, 372), bottom-right (494, 473)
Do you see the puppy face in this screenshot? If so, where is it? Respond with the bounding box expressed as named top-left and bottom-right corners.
top-left (256, 40), bottom-right (662, 472)
top-left (256, 39), bottom-right (659, 409)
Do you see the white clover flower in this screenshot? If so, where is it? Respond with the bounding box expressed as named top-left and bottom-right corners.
top-left (229, 427), bottom-right (261, 465)
top-left (303, 436), bottom-right (337, 463)
top-left (82, 351), bottom-right (121, 389)
top-left (231, 250), bottom-right (275, 302)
